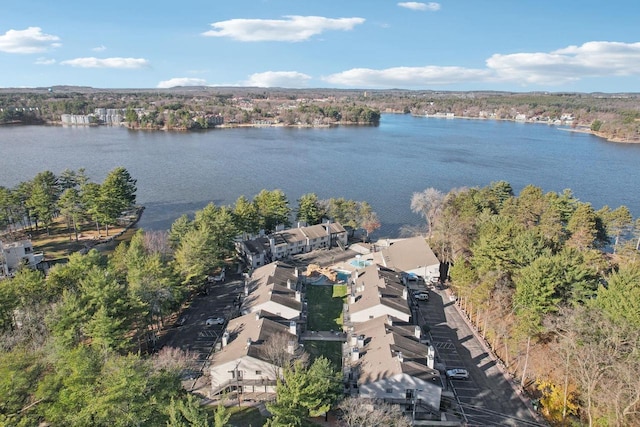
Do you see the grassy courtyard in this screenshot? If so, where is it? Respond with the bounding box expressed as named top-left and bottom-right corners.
top-left (303, 340), bottom-right (343, 370)
top-left (305, 284), bottom-right (347, 331)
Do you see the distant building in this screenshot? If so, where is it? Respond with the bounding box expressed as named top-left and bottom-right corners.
top-left (94, 108), bottom-right (123, 125)
top-left (0, 240), bottom-right (44, 276)
top-left (237, 221), bottom-right (348, 269)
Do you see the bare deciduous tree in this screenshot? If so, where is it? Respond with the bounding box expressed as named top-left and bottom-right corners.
top-left (143, 230), bottom-right (171, 260)
top-left (151, 346), bottom-right (197, 374)
top-left (262, 332), bottom-right (308, 378)
top-left (338, 397), bottom-right (411, 427)
top-left (410, 188), bottom-right (444, 239)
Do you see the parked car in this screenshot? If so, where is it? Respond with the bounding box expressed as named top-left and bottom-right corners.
top-left (413, 291), bottom-right (429, 301)
top-left (446, 368), bottom-right (469, 380)
top-left (205, 317), bottom-right (225, 326)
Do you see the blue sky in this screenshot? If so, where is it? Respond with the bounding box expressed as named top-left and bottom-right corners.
top-left (1, 0), bottom-right (639, 91)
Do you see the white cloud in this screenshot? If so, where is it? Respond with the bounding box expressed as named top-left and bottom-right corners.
top-left (35, 57), bottom-right (56, 65)
top-left (398, 2), bottom-right (441, 11)
top-left (92, 45), bottom-right (107, 52)
top-left (0, 27), bottom-right (61, 54)
top-left (324, 66), bottom-right (490, 88)
top-left (157, 77), bottom-right (208, 88)
top-left (487, 41), bottom-right (640, 84)
top-left (202, 15), bottom-right (365, 42)
top-left (60, 57), bottom-right (149, 69)
top-left (245, 71), bottom-right (312, 88)
top-left (323, 41), bottom-right (640, 89)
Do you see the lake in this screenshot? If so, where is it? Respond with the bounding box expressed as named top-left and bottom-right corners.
top-left (1, 114), bottom-right (639, 237)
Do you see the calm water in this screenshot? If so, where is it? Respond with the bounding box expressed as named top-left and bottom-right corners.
top-left (2, 114), bottom-right (639, 237)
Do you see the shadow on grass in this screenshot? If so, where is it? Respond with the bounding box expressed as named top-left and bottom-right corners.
top-left (303, 340), bottom-right (342, 369)
top-left (227, 406), bottom-right (267, 427)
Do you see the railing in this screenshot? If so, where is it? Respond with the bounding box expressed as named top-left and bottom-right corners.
top-left (211, 378), bottom-right (278, 396)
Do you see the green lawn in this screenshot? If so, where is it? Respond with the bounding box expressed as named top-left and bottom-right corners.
top-left (306, 284), bottom-right (346, 331)
top-left (303, 340), bottom-right (343, 369)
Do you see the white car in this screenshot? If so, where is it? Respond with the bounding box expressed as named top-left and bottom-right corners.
top-left (206, 317), bottom-right (225, 326)
top-left (413, 291), bottom-right (429, 301)
top-left (446, 368), bottom-right (469, 380)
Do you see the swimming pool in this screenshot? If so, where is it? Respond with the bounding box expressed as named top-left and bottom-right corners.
top-left (349, 259), bottom-right (372, 268)
top-left (336, 271), bottom-right (351, 283)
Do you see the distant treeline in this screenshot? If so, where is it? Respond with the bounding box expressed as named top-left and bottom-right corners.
top-left (1, 88), bottom-right (638, 139)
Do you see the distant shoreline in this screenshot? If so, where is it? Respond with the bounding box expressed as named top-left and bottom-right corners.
top-left (415, 113), bottom-right (640, 144)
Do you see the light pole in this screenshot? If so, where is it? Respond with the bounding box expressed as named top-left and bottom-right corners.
top-left (412, 388), bottom-right (423, 423)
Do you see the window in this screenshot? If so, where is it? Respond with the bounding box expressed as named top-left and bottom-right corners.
top-left (255, 370), bottom-right (262, 375)
top-left (386, 388), bottom-right (393, 394)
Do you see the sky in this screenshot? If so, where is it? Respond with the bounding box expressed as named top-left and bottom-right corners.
top-left (1, 0), bottom-right (639, 92)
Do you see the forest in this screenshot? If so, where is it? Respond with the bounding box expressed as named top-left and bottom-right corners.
top-left (412, 182), bottom-right (640, 426)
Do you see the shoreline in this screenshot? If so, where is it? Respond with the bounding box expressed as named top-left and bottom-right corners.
top-left (416, 113), bottom-right (640, 144)
top-left (8, 115), bottom-right (638, 144)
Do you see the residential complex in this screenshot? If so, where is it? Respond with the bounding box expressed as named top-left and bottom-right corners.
top-left (211, 231), bottom-right (449, 423)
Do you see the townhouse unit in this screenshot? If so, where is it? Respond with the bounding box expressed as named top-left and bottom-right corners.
top-left (346, 264), bottom-right (412, 324)
top-left (347, 315), bottom-right (442, 419)
top-left (210, 310), bottom-right (299, 397)
top-left (237, 221), bottom-right (348, 269)
top-left (241, 261), bottom-right (303, 320)
top-left (372, 236), bottom-right (441, 281)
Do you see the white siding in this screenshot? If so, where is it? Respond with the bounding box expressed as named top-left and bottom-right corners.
top-left (350, 305), bottom-right (410, 323)
top-left (359, 373), bottom-right (441, 411)
top-left (211, 356), bottom-right (279, 393)
top-left (249, 301), bottom-right (300, 320)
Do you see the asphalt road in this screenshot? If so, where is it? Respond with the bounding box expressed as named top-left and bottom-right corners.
top-left (157, 277), bottom-right (245, 387)
top-left (416, 286), bottom-right (546, 427)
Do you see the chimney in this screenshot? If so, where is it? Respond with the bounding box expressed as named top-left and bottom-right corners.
top-left (222, 331), bottom-right (229, 347)
top-left (397, 351), bottom-right (403, 363)
top-left (349, 293), bottom-right (356, 304)
top-left (246, 338), bottom-right (252, 347)
top-left (294, 267), bottom-right (299, 277)
top-left (255, 311), bottom-right (261, 321)
top-left (427, 345), bottom-right (435, 369)
top-left (350, 334), bottom-right (358, 346)
top-left (295, 290), bottom-right (301, 302)
top-left (287, 279), bottom-right (293, 289)
top-left (402, 288), bottom-right (408, 300)
top-left (378, 291), bottom-right (382, 299)
top-left (289, 320), bottom-right (297, 335)
top-left (414, 325), bottom-right (421, 340)
top-left (357, 335), bottom-right (365, 348)
top-left (244, 285), bottom-right (249, 297)
top-left (287, 340), bottom-right (296, 355)
top-left (387, 317), bottom-right (393, 326)
top-left (351, 347), bottom-right (360, 362)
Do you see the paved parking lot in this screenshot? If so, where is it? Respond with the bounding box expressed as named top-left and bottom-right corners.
top-left (158, 277), bottom-right (245, 387)
top-left (417, 288), bottom-right (544, 426)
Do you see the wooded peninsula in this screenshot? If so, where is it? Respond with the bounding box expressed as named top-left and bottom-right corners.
top-left (1, 86), bottom-right (639, 142)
